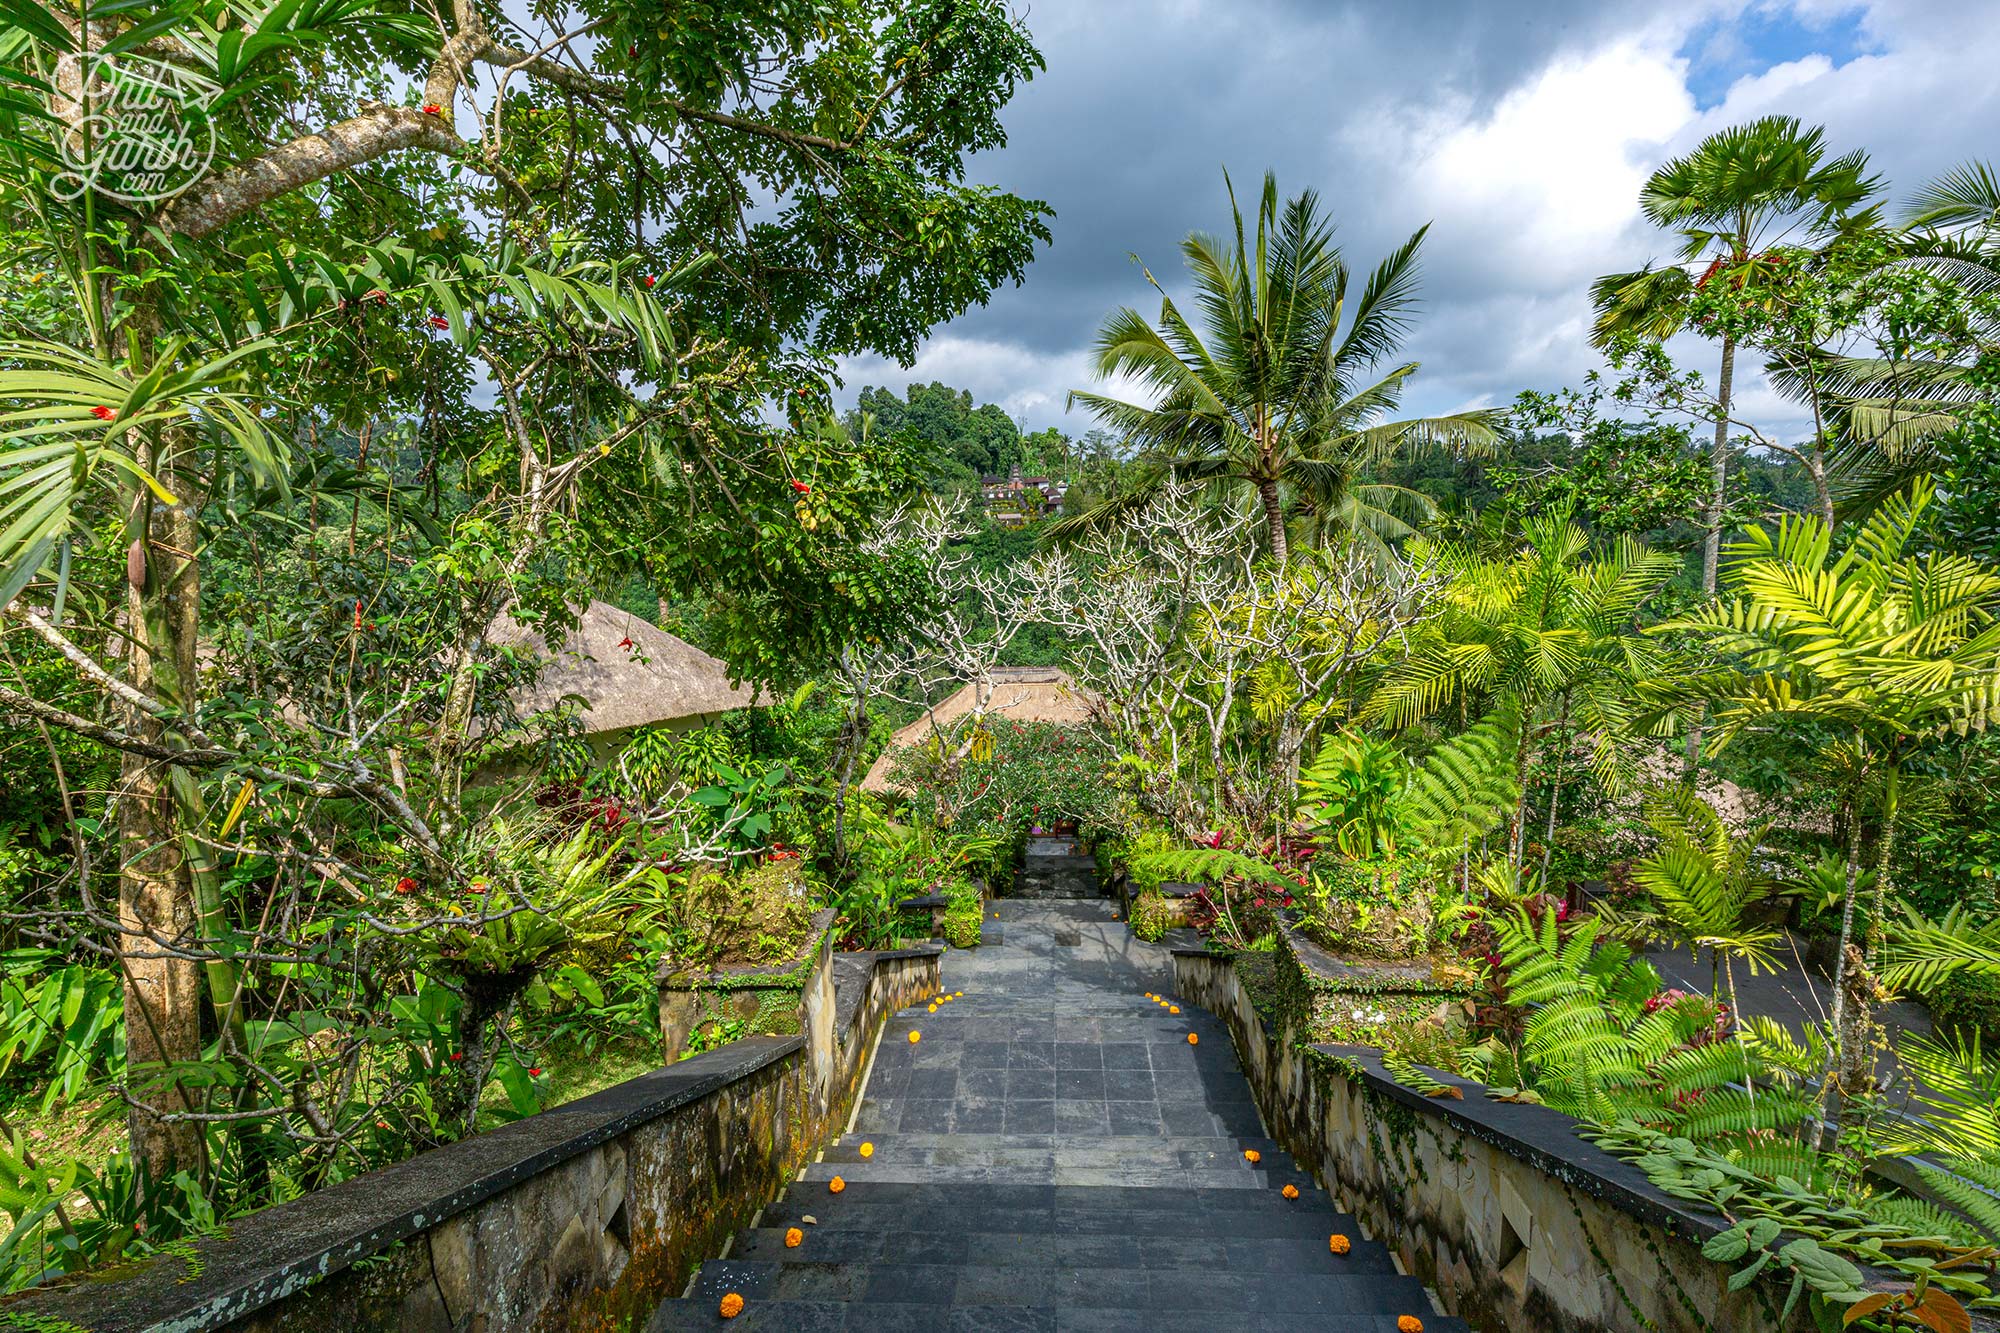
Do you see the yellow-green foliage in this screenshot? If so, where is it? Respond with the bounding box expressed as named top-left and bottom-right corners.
top-left (943, 896), bottom-right (983, 948)
top-left (1129, 890), bottom-right (1175, 942)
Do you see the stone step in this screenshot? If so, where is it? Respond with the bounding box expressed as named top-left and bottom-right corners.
top-left (649, 1300), bottom-right (1469, 1332)
top-left (819, 1132), bottom-right (1298, 1172)
top-left (798, 1158), bottom-right (1315, 1190)
top-left (727, 1227), bottom-right (1403, 1273)
top-left (664, 1261), bottom-right (1453, 1322)
top-left (762, 1182), bottom-right (1359, 1229)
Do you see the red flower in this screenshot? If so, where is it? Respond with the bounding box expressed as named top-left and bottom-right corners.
top-left (790, 479), bottom-right (811, 494)
top-left (353, 599), bottom-right (364, 629)
top-left (90, 405), bottom-right (116, 421)
top-left (365, 288), bottom-right (388, 305)
top-left (394, 877), bottom-right (418, 895)
top-left (421, 103), bottom-right (442, 116)
top-left (449, 1052), bottom-right (463, 1061)
top-left (1253, 897), bottom-right (1266, 908)
top-left (642, 274), bottom-right (655, 288)
top-left (427, 314), bottom-right (449, 330)
top-left (618, 634), bottom-right (635, 650)
top-left (528, 1067), bottom-right (543, 1077)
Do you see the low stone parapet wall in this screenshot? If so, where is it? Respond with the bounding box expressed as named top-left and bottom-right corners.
top-left (1173, 943), bottom-right (1808, 1333)
top-left (3, 945), bottom-right (940, 1333)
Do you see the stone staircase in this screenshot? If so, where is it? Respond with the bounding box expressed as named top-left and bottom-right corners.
top-left (1013, 834), bottom-right (1103, 899)
top-left (645, 901), bottom-right (1463, 1332)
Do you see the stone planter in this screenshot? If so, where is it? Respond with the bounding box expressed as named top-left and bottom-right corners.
top-left (657, 908), bottom-right (836, 1058)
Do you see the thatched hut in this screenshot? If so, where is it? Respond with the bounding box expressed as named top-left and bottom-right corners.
top-left (489, 600), bottom-right (760, 757)
top-left (861, 666), bottom-right (1098, 794)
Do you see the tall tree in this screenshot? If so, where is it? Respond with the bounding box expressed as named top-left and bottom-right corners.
top-left (1057, 170), bottom-right (1501, 565)
top-left (1590, 116), bottom-right (1878, 594)
top-left (1653, 483), bottom-right (2000, 1107)
top-left (0, 0), bottom-right (1050, 1181)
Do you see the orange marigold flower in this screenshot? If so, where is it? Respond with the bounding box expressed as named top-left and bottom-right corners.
top-left (858, 1142), bottom-right (874, 1158)
top-left (1243, 1149), bottom-right (1261, 1164)
top-left (1397, 1318), bottom-right (1423, 1333)
top-left (1281, 1184), bottom-right (1299, 1199)
top-left (1187, 1033), bottom-right (1199, 1045)
top-left (718, 1292), bottom-right (744, 1319)
top-left (828, 1176), bottom-right (846, 1193)
top-left (1330, 1234), bottom-right (1351, 1255)
top-left (784, 1227), bottom-right (804, 1248)
top-left (908, 1031), bottom-right (921, 1044)
top-left (1169, 1006), bottom-right (1180, 1014)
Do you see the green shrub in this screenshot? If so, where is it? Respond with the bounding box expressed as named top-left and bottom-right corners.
top-left (942, 896), bottom-right (983, 949)
top-left (1928, 970), bottom-right (2000, 1045)
top-left (1129, 890), bottom-right (1174, 943)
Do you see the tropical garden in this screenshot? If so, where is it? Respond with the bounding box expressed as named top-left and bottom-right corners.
top-left (0, 0), bottom-right (1997, 1325)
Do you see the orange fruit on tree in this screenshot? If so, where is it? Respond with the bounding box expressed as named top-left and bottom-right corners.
top-left (784, 1227), bottom-right (804, 1248)
top-left (829, 1176), bottom-right (846, 1193)
top-left (1330, 1234), bottom-right (1351, 1255)
top-left (719, 1292), bottom-right (745, 1318)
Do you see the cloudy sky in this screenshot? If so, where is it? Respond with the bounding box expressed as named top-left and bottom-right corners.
top-left (832, 0), bottom-right (2000, 440)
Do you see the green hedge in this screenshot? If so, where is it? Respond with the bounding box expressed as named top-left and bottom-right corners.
top-left (1928, 970), bottom-right (2000, 1046)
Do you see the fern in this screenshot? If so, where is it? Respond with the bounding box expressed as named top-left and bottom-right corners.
top-left (1913, 1159), bottom-right (2000, 1244)
top-left (1125, 847), bottom-right (1298, 891)
top-left (1868, 1194), bottom-right (1988, 1248)
top-left (1400, 700), bottom-right (1523, 852)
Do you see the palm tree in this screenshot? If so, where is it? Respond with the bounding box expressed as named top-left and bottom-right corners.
top-left (1599, 788), bottom-right (1784, 1014)
top-left (1801, 161), bottom-right (2000, 513)
top-left (1365, 511), bottom-right (1683, 866)
top-left (1057, 170), bottom-right (1501, 565)
top-left (1652, 483), bottom-right (2000, 1102)
top-left (1591, 116), bottom-right (1879, 595)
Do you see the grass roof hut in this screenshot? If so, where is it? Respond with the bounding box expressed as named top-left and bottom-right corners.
top-left (861, 666), bottom-right (1098, 795)
top-left (489, 600), bottom-right (760, 758)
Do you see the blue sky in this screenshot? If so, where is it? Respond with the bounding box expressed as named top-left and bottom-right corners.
top-left (830, 0), bottom-right (1998, 443)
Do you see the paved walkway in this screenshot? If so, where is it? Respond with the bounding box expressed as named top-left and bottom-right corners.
top-left (648, 900), bottom-right (1465, 1331)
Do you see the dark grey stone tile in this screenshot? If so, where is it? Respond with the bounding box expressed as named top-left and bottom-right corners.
top-left (1006, 1042), bottom-right (1055, 1071)
top-left (1101, 1068), bottom-right (1154, 1101)
top-left (1099, 1042), bottom-right (1150, 1069)
top-left (907, 1068), bottom-right (959, 1100)
top-left (1055, 1068), bottom-right (1106, 1101)
top-left (962, 1040), bottom-right (1012, 1068)
top-left (1055, 1042), bottom-right (1102, 1070)
top-left (954, 1097), bottom-right (1006, 1133)
top-left (1004, 1099), bottom-right (1055, 1134)
top-left (960, 1067), bottom-right (1008, 1099)
top-left (899, 1098), bottom-right (955, 1132)
top-left (1054, 1100), bottom-right (1108, 1134)
top-left (1106, 1100), bottom-right (1163, 1136)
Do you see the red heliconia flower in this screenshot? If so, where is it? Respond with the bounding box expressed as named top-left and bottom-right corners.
top-left (790, 479), bottom-right (811, 494)
top-left (618, 634), bottom-right (635, 650)
top-left (427, 314), bottom-right (449, 330)
top-left (642, 274), bottom-right (655, 288)
top-left (394, 877), bottom-right (418, 895)
top-left (353, 599), bottom-right (364, 629)
top-left (421, 103), bottom-right (442, 116)
top-left (90, 405), bottom-right (116, 421)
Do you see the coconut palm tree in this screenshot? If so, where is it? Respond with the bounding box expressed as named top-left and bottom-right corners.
top-left (1590, 116), bottom-right (1879, 595)
top-left (1056, 170), bottom-right (1501, 566)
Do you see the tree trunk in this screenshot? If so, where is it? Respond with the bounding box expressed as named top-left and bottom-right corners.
top-left (118, 452), bottom-right (206, 1183)
top-left (1701, 335), bottom-right (1736, 597)
top-left (1255, 477), bottom-right (1289, 568)
top-left (1819, 789), bottom-right (1865, 1129)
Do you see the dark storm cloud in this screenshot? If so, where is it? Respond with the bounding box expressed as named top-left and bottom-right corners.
top-left (836, 0), bottom-right (2000, 436)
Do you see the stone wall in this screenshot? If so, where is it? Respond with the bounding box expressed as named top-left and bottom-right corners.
top-left (1173, 945), bottom-right (1810, 1333)
top-left (2, 946), bottom-right (940, 1333)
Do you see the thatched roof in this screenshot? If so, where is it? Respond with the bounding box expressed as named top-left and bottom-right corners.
top-left (861, 667), bottom-right (1099, 794)
top-left (489, 600), bottom-right (760, 736)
